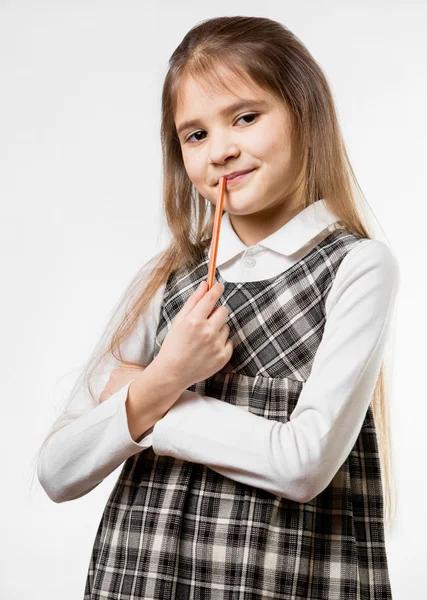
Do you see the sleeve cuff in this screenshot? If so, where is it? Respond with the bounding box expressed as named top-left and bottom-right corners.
top-left (116, 379), bottom-right (154, 451)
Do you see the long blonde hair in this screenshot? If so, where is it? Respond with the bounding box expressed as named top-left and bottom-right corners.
top-left (33, 16), bottom-right (398, 530)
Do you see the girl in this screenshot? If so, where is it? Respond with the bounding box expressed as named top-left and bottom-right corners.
top-left (36, 15), bottom-right (399, 600)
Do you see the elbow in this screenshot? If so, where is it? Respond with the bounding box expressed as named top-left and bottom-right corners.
top-left (37, 458), bottom-right (102, 503)
top-left (291, 484), bottom-right (317, 505)
top-left (276, 462), bottom-right (325, 504)
top-left (297, 488), bottom-right (318, 504)
top-left (294, 465), bottom-right (338, 504)
top-left (277, 474), bottom-right (317, 505)
top-left (37, 451), bottom-right (78, 504)
top-left (287, 481), bottom-right (321, 504)
top-left (45, 489), bottom-right (68, 504)
top-left (38, 471), bottom-right (91, 503)
top-left (38, 472), bottom-right (67, 504)
top-left (36, 434), bottom-right (71, 503)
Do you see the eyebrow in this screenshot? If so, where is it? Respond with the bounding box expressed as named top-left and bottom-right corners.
top-left (176, 99), bottom-right (268, 137)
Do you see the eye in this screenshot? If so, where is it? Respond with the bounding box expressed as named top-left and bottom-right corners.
top-left (184, 112), bottom-right (259, 144)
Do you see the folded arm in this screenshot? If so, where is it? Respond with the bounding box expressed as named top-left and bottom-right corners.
top-left (151, 240), bottom-right (400, 503)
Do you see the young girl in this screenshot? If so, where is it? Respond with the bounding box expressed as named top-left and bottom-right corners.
top-left (36, 15), bottom-right (399, 600)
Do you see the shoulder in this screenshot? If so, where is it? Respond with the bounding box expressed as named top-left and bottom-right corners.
top-left (345, 237), bottom-right (400, 284)
top-left (325, 237), bottom-right (400, 315)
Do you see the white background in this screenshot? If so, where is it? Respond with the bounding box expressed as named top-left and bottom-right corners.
top-left (1, 1), bottom-right (426, 598)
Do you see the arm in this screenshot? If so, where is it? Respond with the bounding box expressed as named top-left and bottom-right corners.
top-left (37, 255), bottom-right (167, 503)
top-left (151, 240), bottom-right (400, 504)
top-left (37, 357), bottom-right (184, 503)
top-left (37, 378), bottom-right (150, 503)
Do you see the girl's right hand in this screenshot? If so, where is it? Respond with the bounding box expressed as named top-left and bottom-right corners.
top-left (156, 281), bottom-right (233, 390)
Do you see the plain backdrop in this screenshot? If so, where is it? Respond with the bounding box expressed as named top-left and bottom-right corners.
top-left (1, 1), bottom-right (426, 598)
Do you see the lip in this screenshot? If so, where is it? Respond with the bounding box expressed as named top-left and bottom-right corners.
top-left (215, 168), bottom-right (257, 186)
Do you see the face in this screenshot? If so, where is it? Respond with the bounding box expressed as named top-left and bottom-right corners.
top-left (174, 67), bottom-right (305, 245)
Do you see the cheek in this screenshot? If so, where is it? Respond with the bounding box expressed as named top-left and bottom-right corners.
top-left (267, 137), bottom-right (293, 177)
top-left (258, 114), bottom-right (293, 161)
top-left (251, 127), bottom-right (286, 163)
top-left (182, 152), bottom-right (205, 182)
top-left (181, 152), bottom-right (191, 174)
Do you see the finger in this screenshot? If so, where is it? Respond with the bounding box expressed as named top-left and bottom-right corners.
top-left (177, 280), bottom-right (210, 319)
top-left (218, 322), bottom-right (231, 344)
top-left (192, 282), bottom-right (225, 320)
top-left (208, 305), bottom-right (230, 330)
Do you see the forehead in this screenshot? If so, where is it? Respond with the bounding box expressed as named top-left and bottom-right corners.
top-left (174, 67), bottom-right (273, 121)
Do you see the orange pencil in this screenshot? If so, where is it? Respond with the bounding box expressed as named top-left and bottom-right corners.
top-left (207, 176), bottom-right (226, 290)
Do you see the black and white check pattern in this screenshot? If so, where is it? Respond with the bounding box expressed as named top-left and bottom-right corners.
top-left (84, 229), bottom-right (392, 599)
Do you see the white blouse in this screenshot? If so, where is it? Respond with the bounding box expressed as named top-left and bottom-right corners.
top-left (37, 200), bottom-right (400, 504)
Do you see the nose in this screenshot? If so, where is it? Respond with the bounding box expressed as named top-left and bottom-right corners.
top-left (208, 134), bottom-right (240, 166)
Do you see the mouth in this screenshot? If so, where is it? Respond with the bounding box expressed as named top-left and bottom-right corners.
top-left (215, 168), bottom-right (257, 186)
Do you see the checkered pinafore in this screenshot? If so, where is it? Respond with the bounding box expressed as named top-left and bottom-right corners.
top-left (84, 229), bottom-right (392, 599)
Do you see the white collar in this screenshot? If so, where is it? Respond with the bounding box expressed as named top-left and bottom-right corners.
top-left (208, 199), bottom-right (340, 266)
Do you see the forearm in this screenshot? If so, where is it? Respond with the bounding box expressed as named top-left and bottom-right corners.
top-left (126, 356), bottom-right (186, 442)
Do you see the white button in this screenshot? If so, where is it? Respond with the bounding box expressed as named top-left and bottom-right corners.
top-left (244, 257), bottom-right (256, 267)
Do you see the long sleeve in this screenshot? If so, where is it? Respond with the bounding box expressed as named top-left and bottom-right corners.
top-left (151, 240), bottom-right (400, 504)
top-left (37, 256), bottom-right (165, 503)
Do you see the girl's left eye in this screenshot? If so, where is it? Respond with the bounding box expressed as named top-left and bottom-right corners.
top-left (185, 113), bottom-right (259, 144)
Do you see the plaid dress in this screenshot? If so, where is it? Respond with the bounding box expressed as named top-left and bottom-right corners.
top-left (84, 229), bottom-right (392, 599)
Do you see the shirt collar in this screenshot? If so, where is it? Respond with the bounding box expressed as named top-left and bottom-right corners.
top-left (208, 199), bottom-right (341, 266)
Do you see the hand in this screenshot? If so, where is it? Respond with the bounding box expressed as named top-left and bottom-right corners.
top-left (156, 280), bottom-right (233, 390)
top-left (99, 365), bottom-right (147, 404)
